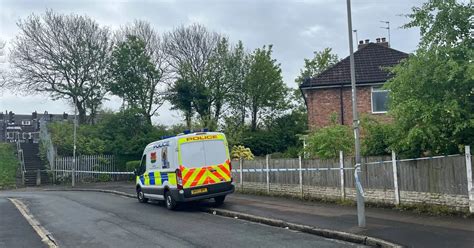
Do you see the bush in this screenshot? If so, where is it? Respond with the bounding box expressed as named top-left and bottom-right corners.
top-left (126, 160), bottom-right (141, 172)
top-left (361, 115), bottom-right (395, 156)
top-left (305, 123), bottom-right (354, 159)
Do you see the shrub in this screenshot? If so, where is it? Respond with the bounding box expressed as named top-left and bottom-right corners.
top-left (361, 115), bottom-right (395, 156)
top-left (126, 160), bottom-right (141, 172)
top-left (305, 123), bottom-right (354, 159)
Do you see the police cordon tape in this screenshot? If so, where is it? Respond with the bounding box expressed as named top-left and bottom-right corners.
top-left (42, 188), bottom-right (403, 248)
top-left (50, 169), bottom-right (134, 175)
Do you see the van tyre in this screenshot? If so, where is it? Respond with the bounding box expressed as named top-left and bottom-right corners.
top-left (165, 191), bottom-right (177, 210)
top-left (137, 187), bottom-right (148, 203)
top-left (214, 195), bottom-right (226, 206)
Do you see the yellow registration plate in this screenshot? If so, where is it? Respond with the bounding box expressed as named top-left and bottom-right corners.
top-left (191, 188), bottom-right (208, 195)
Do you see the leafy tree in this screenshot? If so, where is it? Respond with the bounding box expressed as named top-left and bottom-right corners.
top-left (9, 10), bottom-right (111, 124)
top-left (386, 0), bottom-right (473, 157)
top-left (295, 47), bottom-right (339, 85)
top-left (164, 24), bottom-right (220, 129)
top-left (167, 78), bottom-right (195, 129)
top-left (305, 115), bottom-right (354, 159)
top-left (109, 35), bottom-right (163, 124)
top-left (49, 122), bottom-right (106, 156)
top-left (245, 45), bottom-right (288, 131)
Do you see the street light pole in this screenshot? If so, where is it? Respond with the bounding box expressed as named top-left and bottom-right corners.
top-left (72, 97), bottom-right (77, 187)
top-left (346, 0), bottom-right (366, 227)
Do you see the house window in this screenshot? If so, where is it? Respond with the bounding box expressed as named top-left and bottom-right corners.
top-left (371, 86), bottom-right (389, 113)
top-left (21, 120), bottom-right (31, 126)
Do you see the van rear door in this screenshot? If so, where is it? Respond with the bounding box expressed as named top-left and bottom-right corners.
top-left (178, 134), bottom-right (231, 188)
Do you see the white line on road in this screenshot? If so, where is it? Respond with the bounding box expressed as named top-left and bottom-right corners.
top-left (8, 198), bottom-right (58, 248)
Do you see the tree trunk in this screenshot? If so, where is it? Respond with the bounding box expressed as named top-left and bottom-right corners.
top-left (76, 101), bottom-right (87, 125)
top-left (251, 107), bottom-right (258, 131)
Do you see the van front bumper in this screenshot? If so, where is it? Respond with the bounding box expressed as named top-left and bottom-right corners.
top-left (171, 182), bottom-right (234, 202)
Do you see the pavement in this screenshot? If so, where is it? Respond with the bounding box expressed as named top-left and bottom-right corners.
top-left (0, 198), bottom-right (46, 248)
top-left (0, 190), bottom-right (366, 248)
top-left (43, 181), bottom-right (474, 248)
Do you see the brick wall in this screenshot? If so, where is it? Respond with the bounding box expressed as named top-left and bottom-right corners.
top-left (305, 85), bottom-right (390, 129)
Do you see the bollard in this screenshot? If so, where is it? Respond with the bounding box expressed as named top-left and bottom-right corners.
top-left (36, 169), bottom-right (41, 186)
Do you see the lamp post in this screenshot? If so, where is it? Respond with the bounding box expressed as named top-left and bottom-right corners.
top-left (72, 98), bottom-right (77, 187)
top-left (346, 0), bottom-right (366, 227)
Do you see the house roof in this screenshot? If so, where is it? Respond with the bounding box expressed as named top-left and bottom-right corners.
top-left (300, 43), bottom-right (409, 89)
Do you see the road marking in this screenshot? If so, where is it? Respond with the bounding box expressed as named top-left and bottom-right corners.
top-left (8, 198), bottom-right (58, 248)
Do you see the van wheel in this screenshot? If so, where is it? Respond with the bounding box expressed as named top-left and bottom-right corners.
top-left (165, 191), bottom-right (177, 210)
top-left (214, 195), bottom-right (226, 206)
top-left (137, 187), bottom-right (148, 203)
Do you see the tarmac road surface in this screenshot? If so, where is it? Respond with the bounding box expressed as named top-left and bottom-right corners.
top-left (0, 190), bottom-right (367, 248)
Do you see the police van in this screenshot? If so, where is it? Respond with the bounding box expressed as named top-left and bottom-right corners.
top-left (134, 131), bottom-right (234, 210)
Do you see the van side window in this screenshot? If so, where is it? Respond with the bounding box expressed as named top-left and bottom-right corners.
top-left (138, 154), bottom-right (146, 175)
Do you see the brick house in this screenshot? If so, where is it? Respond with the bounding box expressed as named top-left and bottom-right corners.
top-left (300, 38), bottom-right (408, 129)
top-left (0, 111), bottom-right (73, 143)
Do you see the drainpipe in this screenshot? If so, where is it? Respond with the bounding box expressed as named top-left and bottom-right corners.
top-left (340, 83), bottom-right (345, 125)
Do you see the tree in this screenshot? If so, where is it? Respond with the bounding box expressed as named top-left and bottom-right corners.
top-left (109, 35), bottom-right (163, 124)
top-left (245, 45), bottom-right (287, 131)
top-left (386, 0), bottom-right (473, 157)
top-left (295, 47), bottom-right (339, 85)
top-left (9, 10), bottom-right (111, 124)
top-left (0, 39), bottom-right (6, 87)
top-left (164, 24), bottom-right (221, 129)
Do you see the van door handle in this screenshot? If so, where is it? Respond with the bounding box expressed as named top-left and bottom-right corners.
top-left (209, 169), bottom-right (216, 172)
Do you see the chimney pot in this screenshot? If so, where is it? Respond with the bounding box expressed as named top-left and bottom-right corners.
top-left (381, 37), bottom-right (386, 42)
top-left (365, 39), bottom-right (370, 44)
top-left (376, 38), bottom-right (381, 43)
top-left (359, 40), bottom-right (363, 44)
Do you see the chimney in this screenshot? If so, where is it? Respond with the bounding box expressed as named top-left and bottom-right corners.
top-left (377, 37), bottom-right (389, 47)
top-left (358, 39), bottom-right (370, 50)
top-left (376, 38), bottom-right (381, 43)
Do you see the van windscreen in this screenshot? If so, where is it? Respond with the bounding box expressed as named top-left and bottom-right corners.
top-left (180, 140), bottom-right (227, 168)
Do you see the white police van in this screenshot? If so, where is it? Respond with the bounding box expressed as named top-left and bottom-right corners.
top-left (135, 131), bottom-right (234, 210)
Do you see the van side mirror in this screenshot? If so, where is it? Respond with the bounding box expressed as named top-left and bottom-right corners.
top-left (133, 168), bottom-right (138, 176)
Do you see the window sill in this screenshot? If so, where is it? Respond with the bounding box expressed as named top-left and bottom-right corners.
top-left (371, 111), bottom-right (387, 115)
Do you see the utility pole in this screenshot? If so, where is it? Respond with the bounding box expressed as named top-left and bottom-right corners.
top-left (346, 0), bottom-right (366, 227)
top-left (72, 98), bottom-right (77, 187)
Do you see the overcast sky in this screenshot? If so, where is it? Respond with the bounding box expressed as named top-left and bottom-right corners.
top-left (0, 0), bottom-right (424, 126)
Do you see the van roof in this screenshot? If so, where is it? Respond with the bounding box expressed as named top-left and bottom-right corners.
top-left (145, 131), bottom-right (224, 149)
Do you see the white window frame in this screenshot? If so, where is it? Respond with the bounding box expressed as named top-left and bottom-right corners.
top-left (21, 120), bottom-right (31, 126)
top-left (371, 86), bottom-right (389, 114)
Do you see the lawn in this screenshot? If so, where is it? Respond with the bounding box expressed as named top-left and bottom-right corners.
top-left (0, 143), bottom-right (19, 189)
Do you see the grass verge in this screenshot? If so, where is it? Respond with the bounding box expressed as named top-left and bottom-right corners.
top-left (0, 143), bottom-right (19, 189)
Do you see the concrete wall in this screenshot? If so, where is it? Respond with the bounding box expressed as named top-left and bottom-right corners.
top-left (231, 155), bottom-right (472, 210)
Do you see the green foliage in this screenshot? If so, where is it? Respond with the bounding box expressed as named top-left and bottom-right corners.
top-left (109, 35), bottom-right (163, 124)
top-left (295, 47), bottom-right (339, 85)
top-left (361, 115), bottom-right (394, 156)
top-left (126, 160), bottom-right (141, 172)
top-left (306, 121), bottom-right (354, 159)
top-left (231, 145), bottom-right (254, 160)
top-left (242, 130), bottom-right (278, 156)
top-left (0, 143), bottom-right (18, 189)
top-left (49, 122), bottom-right (106, 156)
top-left (386, 0), bottom-right (473, 157)
top-left (245, 45), bottom-right (288, 131)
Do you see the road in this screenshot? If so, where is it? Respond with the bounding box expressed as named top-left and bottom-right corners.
top-left (0, 190), bottom-right (366, 248)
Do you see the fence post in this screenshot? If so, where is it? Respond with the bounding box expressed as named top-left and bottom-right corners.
top-left (392, 150), bottom-right (400, 205)
top-left (339, 151), bottom-right (345, 200)
top-left (299, 156), bottom-right (303, 199)
top-left (266, 154), bottom-right (270, 194)
top-left (72, 157), bottom-right (75, 187)
top-left (465, 146), bottom-right (473, 213)
top-left (36, 169), bottom-right (41, 186)
top-left (239, 159), bottom-right (243, 191)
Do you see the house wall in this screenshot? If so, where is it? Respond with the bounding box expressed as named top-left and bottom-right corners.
top-left (305, 85), bottom-right (390, 129)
